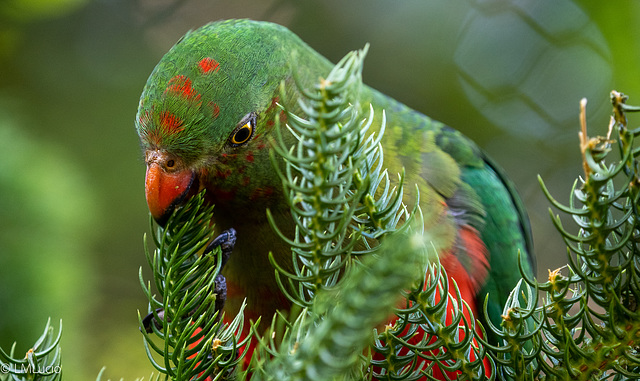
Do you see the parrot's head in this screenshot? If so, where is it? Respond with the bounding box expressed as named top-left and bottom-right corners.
top-left (135, 19), bottom-right (331, 226)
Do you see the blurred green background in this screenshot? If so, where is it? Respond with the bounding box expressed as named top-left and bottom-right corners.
top-left (0, 0), bottom-right (638, 378)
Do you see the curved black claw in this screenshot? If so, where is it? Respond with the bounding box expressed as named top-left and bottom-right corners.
top-left (205, 228), bottom-right (237, 269)
top-left (142, 308), bottom-right (165, 333)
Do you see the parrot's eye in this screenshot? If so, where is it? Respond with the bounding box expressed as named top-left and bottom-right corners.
top-left (229, 112), bottom-right (257, 147)
top-left (231, 124), bottom-right (252, 145)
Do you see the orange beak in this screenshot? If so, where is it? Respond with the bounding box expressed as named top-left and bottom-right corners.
top-left (145, 157), bottom-right (196, 227)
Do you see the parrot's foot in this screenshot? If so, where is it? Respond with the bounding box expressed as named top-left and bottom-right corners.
top-left (141, 228), bottom-right (237, 334)
top-left (205, 228), bottom-right (237, 268)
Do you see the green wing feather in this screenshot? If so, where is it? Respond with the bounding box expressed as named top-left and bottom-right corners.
top-left (365, 86), bottom-right (535, 332)
top-left (463, 158), bottom-right (535, 330)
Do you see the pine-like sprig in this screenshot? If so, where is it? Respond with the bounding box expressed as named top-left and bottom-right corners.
top-left (0, 319), bottom-right (62, 381)
top-left (259, 45), bottom-right (489, 380)
top-left (483, 91), bottom-right (640, 380)
top-left (251, 226), bottom-right (429, 381)
top-left (371, 260), bottom-right (492, 381)
top-left (266, 45), bottom-right (373, 307)
top-left (139, 192), bottom-right (249, 381)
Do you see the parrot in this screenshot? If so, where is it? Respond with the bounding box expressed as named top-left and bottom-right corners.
top-left (136, 19), bottom-right (535, 375)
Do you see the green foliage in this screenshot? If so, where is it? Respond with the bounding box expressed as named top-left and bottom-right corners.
top-left (256, 46), bottom-right (490, 380)
top-left (251, 227), bottom-right (429, 381)
top-left (266, 44), bottom-right (410, 307)
top-left (139, 194), bottom-right (248, 380)
top-left (265, 45), bottom-right (370, 306)
top-left (372, 261), bottom-right (492, 381)
top-left (484, 91), bottom-right (640, 380)
top-left (0, 319), bottom-right (62, 381)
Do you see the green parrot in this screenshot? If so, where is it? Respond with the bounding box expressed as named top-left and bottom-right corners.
top-left (136, 18), bottom-right (535, 370)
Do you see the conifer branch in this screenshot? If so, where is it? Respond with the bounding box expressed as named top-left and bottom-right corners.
top-left (494, 90), bottom-right (640, 379)
top-left (139, 192), bottom-right (249, 381)
top-left (0, 319), bottom-right (62, 380)
top-left (262, 45), bottom-right (489, 380)
top-left (266, 45), bottom-right (371, 307)
top-left (253, 226), bottom-right (429, 381)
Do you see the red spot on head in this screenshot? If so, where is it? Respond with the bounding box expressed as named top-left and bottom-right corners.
top-left (166, 75), bottom-right (201, 102)
top-left (212, 103), bottom-right (220, 119)
top-left (245, 152), bottom-right (254, 163)
top-left (206, 102), bottom-right (220, 119)
top-left (198, 57), bottom-right (220, 74)
top-left (159, 111), bottom-right (184, 133)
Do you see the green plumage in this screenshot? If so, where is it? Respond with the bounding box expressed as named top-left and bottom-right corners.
top-left (136, 19), bottom-right (535, 335)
